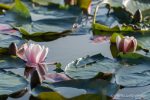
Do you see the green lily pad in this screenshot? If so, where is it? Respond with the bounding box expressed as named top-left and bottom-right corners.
top-left (31, 0), bottom-right (91, 13)
top-left (114, 85), bottom-right (150, 99)
top-left (15, 17), bottom-right (76, 41)
top-left (31, 0), bottom-right (67, 6)
top-left (137, 36), bottom-right (150, 49)
top-left (0, 0), bottom-right (31, 25)
top-left (0, 55), bottom-right (25, 69)
top-left (92, 0), bottom-right (150, 35)
top-left (65, 54), bottom-right (121, 79)
top-left (65, 53), bottom-right (150, 87)
top-left (17, 17), bottom-right (76, 34)
top-left (0, 70), bottom-right (28, 96)
top-left (102, 0), bottom-right (150, 17)
top-left (115, 63), bottom-right (150, 87)
top-left (32, 79), bottom-right (119, 99)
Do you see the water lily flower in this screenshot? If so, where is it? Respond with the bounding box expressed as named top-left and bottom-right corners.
top-left (116, 36), bottom-right (137, 53)
top-left (18, 44), bottom-right (48, 67)
top-left (15, 43), bottom-right (49, 79)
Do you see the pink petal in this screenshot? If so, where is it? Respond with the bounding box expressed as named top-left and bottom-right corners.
top-left (17, 44), bottom-right (28, 61)
top-left (123, 38), bottom-right (130, 52)
top-left (37, 64), bottom-right (48, 80)
top-left (32, 44), bottom-right (43, 63)
top-left (39, 47), bottom-right (49, 62)
top-left (25, 45), bottom-right (32, 62)
top-left (30, 44), bottom-right (40, 63)
top-left (132, 38), bottom-right (137, 52)
top-left (116, 36), bottom-right (121, 50)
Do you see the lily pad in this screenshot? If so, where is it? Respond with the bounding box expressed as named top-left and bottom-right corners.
top-left (137, 36), bottom-right (150, 49)
top-left (32, 79), bottom-right (119, 99)
top-left (65, 53), bottom-right (121, 79)
top-left (101, 0), bottom-right (150, 17)
top-left (92, 1), bottom-right (150, 35)
top-left (17, 17), bottom-right (76, 34)
top-left (65, 53), bottom-right (150, 87)
top-left (0, 55), bottom-right (25, 69)
top-left (114, 85), bottom-right (150, 100)
top-left (15, 17), bottom-right (76, 41)
top-left (115, 63), bottom-right (150, 87)
top-left (0, 0), bottom-right (31, 25)
top-left (0, 70), bottom-right (28, 96)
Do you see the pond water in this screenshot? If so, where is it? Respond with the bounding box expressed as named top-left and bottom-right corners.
top-left (7, 33), bottom-right (112, 100)
top-left (0, 0), bottom-right (150, 100)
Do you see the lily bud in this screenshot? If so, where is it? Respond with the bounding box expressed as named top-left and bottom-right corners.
top-left (116, 36), bottom-right (137, 53)
top-left (133, 9), bottom-right (143, 23)
top-left (9, 42), bottom-right (18, 56)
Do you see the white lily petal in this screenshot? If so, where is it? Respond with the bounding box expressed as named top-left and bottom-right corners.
top-left (116, 36), bottom-right (121, 50)
top-left (132, 39), bottom-right (137, 52)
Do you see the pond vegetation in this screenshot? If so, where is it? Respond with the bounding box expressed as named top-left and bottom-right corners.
top-left (0, 0), bottom-right (150, 100)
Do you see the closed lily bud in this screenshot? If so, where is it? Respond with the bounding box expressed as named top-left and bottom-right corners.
top-left (133, 9), bottom-right (143, 23)
top-left (9, 42), bottom-right (18, 55)
top-left (116, 36), bottom-right (137, 53)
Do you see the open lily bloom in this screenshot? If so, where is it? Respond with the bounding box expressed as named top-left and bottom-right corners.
top-left (14, 43), bottom-right (49, 80)
top-left (116, 36), bottom-right (137, 53)
top-left (17, 43), bottom-right (49, 67)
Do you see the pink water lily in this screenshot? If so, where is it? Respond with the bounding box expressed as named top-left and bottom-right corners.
top-left (13, 43), bottom-right (49, 80)
top-left (116, 36), bottom-right (137, 53)
top-left (17, 44), bottom-right (48, 67)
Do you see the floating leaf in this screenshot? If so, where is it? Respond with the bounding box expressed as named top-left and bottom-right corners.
top-left (0, 0), bottom-right (31, 25)
top-left (92, 1), bottom-right (150, 35)
top-left (15, 17), bottom-right (76, 41)
top-left (32, 79), bottom-right (119, 99)
top-left (0, 55), bottom-right (25, 69)
top-left (115, 63), bottom-right (150, 87)
top-left (0, 70), bottom-right (28, 96)
top-left (114, 85), bottom-right (150, 100)
top-left (65, 52), bottom-right (150, 87)
top-left (31, 0), bottom-right (91, 14)
top-left (92, 22), bottom-right (150, 35)
top-left (101, 0), bottom-right (150, 18)
top-left (65, 54), bottom-right (120, 79)
top-left (31, 0), bottom-right (66, 6)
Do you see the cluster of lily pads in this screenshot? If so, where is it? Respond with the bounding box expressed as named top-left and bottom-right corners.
top-left (0, 0), bottom-right (150, 100)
